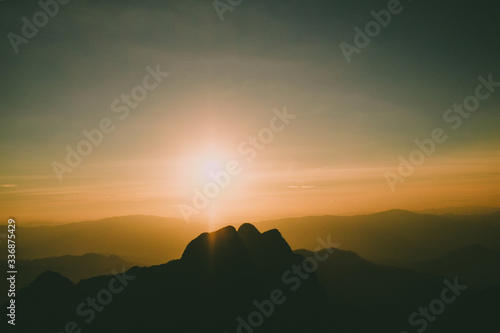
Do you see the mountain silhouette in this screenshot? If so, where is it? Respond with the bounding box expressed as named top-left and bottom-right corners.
top-left (293, 247), bottom-right (500, 332)
top-left (6, 211), bottom-right (500, 265)
top-left (256, 210), bottom-right (500, 264)
top-left (3, 223), bottom-right (500, 332)
top-left (0, 253), bottom-right (139, 304)
top-left (2, 215), bottom-right (207, 265)
top-left (4, 224), bottom-right (331, 333)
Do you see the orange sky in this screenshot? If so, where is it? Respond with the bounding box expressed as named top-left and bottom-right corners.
top-left (1, 1), bottom-right (499, 225)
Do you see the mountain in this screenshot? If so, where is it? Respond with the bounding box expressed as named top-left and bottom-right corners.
top-left (255, 209), bottom-right (500, 264)
top-left (417, 206), bottom-right (500, 215)
top-left (294, 248), bottom-right (441, 306)
top-left (4, 210), bottom-right (500, 265)
top-left (401, 244), bottom-right (500, 289)
top-left (293, 247), bottom-right (500, 332)
top-left (4, 223), bottom-right (500, 332)
top-left (0, 253), bottom-right (140, 304)
top-left (2, 215), bottom-right (208, 264)
top-left (4, 224), bottom-right (331, 333)
top-left (294, 248), bottom-right (444, 332)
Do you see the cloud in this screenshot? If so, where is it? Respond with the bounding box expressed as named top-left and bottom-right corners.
top-left (285, 185), bottom-right (315, 189)
top-left (0, 184), bottom-right (18, 188)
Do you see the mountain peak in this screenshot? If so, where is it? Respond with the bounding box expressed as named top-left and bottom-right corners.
top-left (179, 223), bottom-right (296, 277)
top-left (375, 209), bottom-right (419, 216)
top-left (29, 271), bottom-right (73, 288)
top-left (180, 225), bottom-right (249, 273)
top-left (238, 223), bottom-right (261, 240)
top-left (26, 271), bottom-right (74, 301)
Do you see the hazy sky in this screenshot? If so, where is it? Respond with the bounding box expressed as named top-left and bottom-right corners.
top-left (1, 0), bottom-right (499, 224)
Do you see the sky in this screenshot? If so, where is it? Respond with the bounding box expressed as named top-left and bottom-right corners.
top-left (0, 0), bottom-right (499, 224)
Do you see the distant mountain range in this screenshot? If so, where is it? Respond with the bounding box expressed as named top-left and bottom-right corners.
top-left (3, 210), bottom-right (500, 266)
top-left (256, 209), bottom-right (500, 264)
top-left (417, 206), bottom-right (500, 215)
top-left (3, 215), bottom-right (208, 265)
top-left (3, 224), bottom-right (499, 332)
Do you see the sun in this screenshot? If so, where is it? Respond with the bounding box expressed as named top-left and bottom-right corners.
top-left (192, 148), bottom-right (229, 181)
top-left (176, 141), bottom-right (234, 198)
top-left (175, 136), bottom-right (247, 226)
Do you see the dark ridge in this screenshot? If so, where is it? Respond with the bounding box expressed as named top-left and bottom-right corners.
top-left (180, 225), bottom-right (249, 271)
top-left (238, 222), bottom-right (262, 243)
top-left (27, 270), bottom-right (73, 289)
